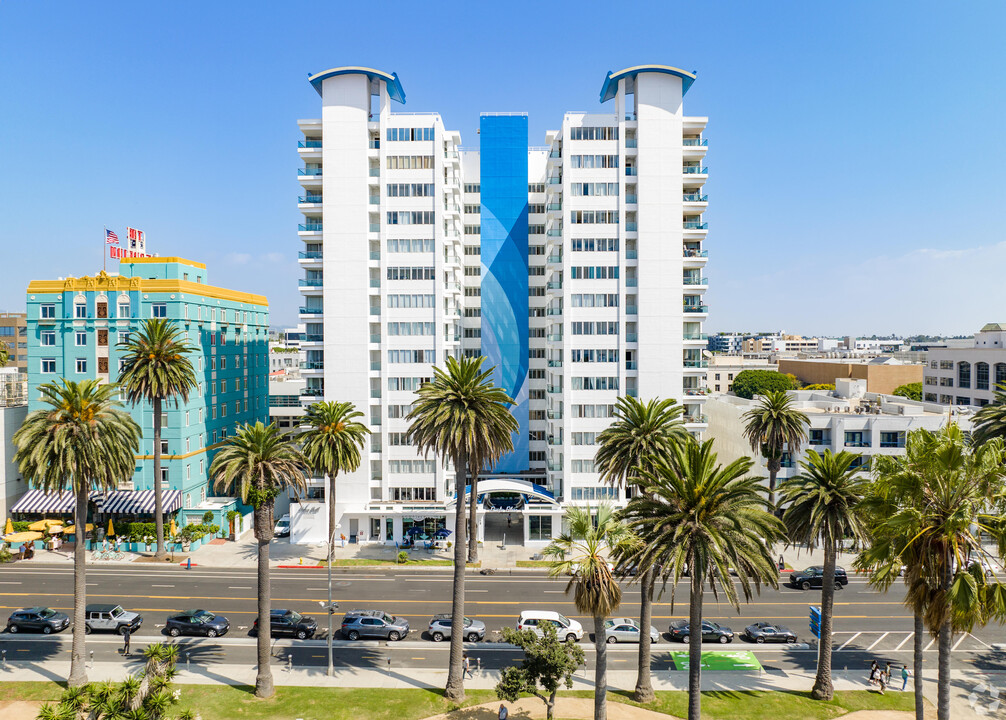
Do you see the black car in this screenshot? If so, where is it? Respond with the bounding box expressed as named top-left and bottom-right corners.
top-left (166, 609), bottom-right (230, 638)
top-left (252, 609), bottom-right (317, 639)
top-left (790, 566), bottom-right (849, 590)
top-left (668, 620), bottom-right (734, 644)
top-left (743, 622), bottom-right (797, 644)
top-left (7, 607), bottom-right (70, 634)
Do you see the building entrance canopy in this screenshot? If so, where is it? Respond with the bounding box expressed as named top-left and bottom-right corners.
top-left (447, 478), bottom-right (557, 507)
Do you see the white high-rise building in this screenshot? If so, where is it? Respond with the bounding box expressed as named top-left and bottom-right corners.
top-left (297, 65), bottom-right (709, 547)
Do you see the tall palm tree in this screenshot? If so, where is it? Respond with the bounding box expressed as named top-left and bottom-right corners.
top-left (117, 318), bottom-right (197, 558)
top-left (741, 389), bottom-right (809, 508)
top-left (300, 400), bottom-right (370, 675)
top-left (12, 379), bottom-right (141, 686)
top-left (777, 449), bottom-right (870, 700)
top-left (971, 383), bottom-right (1006, 446)
top-left (210, 421), bottom-right (308, 699)
top-left (545, 504), bottom-right (637, 720)
top-left (407, 356), bottom-right (518, 702)
top-left (594, 396), bottom-right (689, 703)
top-left (621, 440), bottom-right (785, 720)
top-left (857, 425), bottom-right (1006, 720)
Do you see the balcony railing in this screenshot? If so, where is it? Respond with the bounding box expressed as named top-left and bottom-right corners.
top-left (547, 281), bottom-right (562, 290)
top-left (684, 249), bottom-right (708, 258)
top-left (304, 361), bottom-right (324, 370)
top-left (547, 333), bottom-right (562, 342)
top-left (547, 360), bottom-right (563, 368)
top-left (369, 196), bottom-right (380, 205)
top-left (369, 333), bottom-right (381, 343)
top-left (684, 388), bottom-right (706, 396)
top-left (625, 139), bottom-right (637, 148)
top-left (299, 223), bottom-right (323, 232)
top-left (683, 276), bottom-right (709, 285)
top-left (547, 203), bottom-right (562, 211)
top-left (303, 334), bottom-right (324, 342)
top-left (547, 254), bottom-right (562, 264)
top-left (683, 332), bottom-right (708, 340)
top-left (626, 333), bottom-right (638, 342)
top-left (298, 195), bottom-right (323, 203)
top-left (546, 308), bottom-right (563, 316)
top-left (683, 305), bottom-right (708, 313)
top-left (683, 194), bottom-right (708, 202)
top-left (845, 440), bottom-right (871, 448)
top-left (683, 359), bottom-right (709, 368)
top-left (298, 168), bottom-right (323, 176)
top-left (683, 222), bottom-right (708, 230)
top-left (879, 441), bottom-right (904, 449)
top-left (548, 462), bottom-right (562, 471)
top-left (626, 306), bottom-right (637, 314)
top-left (549, 150), bottom-right (561, 158)
top-left (547, 409), bottom-right (563, 420)
top-left (369, 279), bottom-right (380, 288)
top-left (625, 278), bottom-right (638, 287)
top-left (298, 140), bottom-right (322, 148)
top-left (369, 223), bottom-right (380, 232)
top-left (625, 361), bottom-right (637, 370)
top-left (625, 167), bottom-right (637, 176)
top-left (625, 195), bottom-right (637, 204)
top-left (369, 167), bottom-right (380, 177)
top-left (299, 278), bottom-right (323, 287)
top-left (548, 176), bottom-right (562, 184)
top-left (684, 414), bottom-right (709, 423)
top-left (547, 229), bottom-right (562, 237)
top-left (299, 251), bottom-right (323, 259)
top-left (683, 166), bottom-right (708, 174)
top-left (369, 251), bottom-right (380, 260)
top-left (369, 307), bottom-right (380, 315)
top-left (547, 385), bottom-right (561, 394)
top-left (625, 222), bottom-right (638, 232)
top-left (683, 138), bottom-right (709, 146)
top-left (299, 306), bottom-right (323, 314)
top-left (368, 140), bottom-right (380, 149)
top-left (301, 387), bottom-right (324, 397)
top-left (370, 362), bottom-right (381, 371)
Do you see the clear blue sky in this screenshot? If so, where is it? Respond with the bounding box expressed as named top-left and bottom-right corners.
top-left (1, 1), bottom-right (1003, 336)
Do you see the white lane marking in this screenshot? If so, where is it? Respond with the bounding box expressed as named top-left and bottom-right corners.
top-left (865, 632), bottom-right (889, 651)
top-left (0, 582), bottom-right (22, 585)
top-left (544, 590), bottom-right (565, 594)
top-left (227, 586), bottom-right (252, 590)
top-left (924, 637), bottom-right (935, 651)
top-left (468, 590), bottom-right (489, 593)
top-left (970, 632), bottom-right (991, 649)
top-left (894, 632), bottom-right (914, 651)
top-left (837, 632), bottom-right (861, 651)
top-left (151, 584), bottom-right (174, 588)
top-left (306, 588), bottom-right (328, 591)
top-left (952, 634), bottom-right (967, 651)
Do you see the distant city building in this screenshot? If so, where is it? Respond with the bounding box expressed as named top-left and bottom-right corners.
top-left (707, 333), bottom-right (745, 354)
top-left (0, 368), bottom-right (28, 520)
top-left (706, 379), bottom-right (971, 481)
top-left (923, 323), bottom-right (1006, 407)
top-left (706, 356), bottom-right (778, 394)
top-left (20, 257), bottom-right (269, 525)
top-left (0, 313), bottom-right (27, 371)
top-left (778, 357), bottom-right (922, 395)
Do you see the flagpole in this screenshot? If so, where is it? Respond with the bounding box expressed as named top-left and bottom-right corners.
top-left (103, 226), bottom-right (107, 273)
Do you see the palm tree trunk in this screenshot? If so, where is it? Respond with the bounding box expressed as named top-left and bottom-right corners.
top-left (913, 612), bottom-right (924, 720)
top-left (152, 396), bottom-right (166, 558)
top-left (812, 535), bottom-right (835, 700)
top-left (687, 565), bottom-right (703, 720)
top-left (327, 471), bottom-right (337, 677)
top-left (594, 614), bottom-right (608, 720)
top-left (67, 488), bottom-right (88, 687)
top-left (467, 473), bottom-right (478, 563)
top-left (767, 466), bottom-right (778, 510)
top-left (937, 559), bottom-right (951, 720)
top-left (633, 568), bottom-right (656, 703)
top-left (445, 452), bottom-right (468, 702)
top-left (254, 503), bottom-right (274, 699)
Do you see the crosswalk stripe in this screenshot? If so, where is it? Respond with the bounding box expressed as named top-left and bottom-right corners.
top-left (894, 632), bottom-right (914, 651)
top-left (865, 632), bottom-right (888, 651)
top-left (837, 632), bottom-right (861, 651)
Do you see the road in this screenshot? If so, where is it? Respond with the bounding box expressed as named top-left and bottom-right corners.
top-left (1, 564), bottom-right (1005, 676)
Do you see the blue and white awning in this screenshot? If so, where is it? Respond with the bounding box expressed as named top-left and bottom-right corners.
top-left (10, 489), bottom-right (78, 514)
top-left (95, 490), bottom-right (182, 515)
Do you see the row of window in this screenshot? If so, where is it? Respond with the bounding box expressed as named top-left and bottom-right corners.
top-left (570, 460), bottom-right (596, 473)
top-left (569, 155), bottom-right (619, 169)
top-left (570, 210), bottom-right (619, 224)
top-left (571, 349), bottom-right (619, 363)
top-left (571, 238), bottom-right (619, 252)
top-left (386, 294), bottom-right (435, 308)
top-left (386, 183), bottom-right (436, 197)
top-left (386, 156), bottom-right (434, 169)
top-left (569, 486), bottom-right (617, 499)
top-left (571, 432), bottom-right (598, 445)
top-left (528, 224), bottom-right (545, 234)
top-left (387, 377), bottom-right (431, 391)
top-left (386, 267), bottom-right (435, 280)
top-left (387, 349), bottom-right (435, 364)
top-left (464, 224), bottom-right (481, 234)
top-left (570, 182), bottom-right (620, 197)
top-left (387, 460), bottom-right (436, 474)
top-left (569, 126), bottom-right (619, 141)
top-left (571, 293), bottom-right (619, 308)
top-left (390, 487), bottom-right (435, 501)
top-left (570, 266), bottom-right (619, 279)
top-left (387, 211), bottom-right (435, 225)
top-left (571, 321), bottom-right (619, 335)
top-left (386, 239), bottom-right (434, 253)
top-left (387, 322), bottom-right (435, 336)
top-left (386, 127), bottom-right (435, 142)
top-left (570, 404), bottom-right (618, 418)
top-left (571, 376), bottom-right (619, 390)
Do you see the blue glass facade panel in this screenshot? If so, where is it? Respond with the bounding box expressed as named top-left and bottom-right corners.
top-left (479, 115), bottom-right (529, 472)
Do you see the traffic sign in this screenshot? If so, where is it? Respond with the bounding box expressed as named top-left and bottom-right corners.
top-left (809, 605), bottom-right (821, 639)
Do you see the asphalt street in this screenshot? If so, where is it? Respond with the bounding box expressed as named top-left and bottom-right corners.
top-left (1, 564), bottom-right (1005, 677)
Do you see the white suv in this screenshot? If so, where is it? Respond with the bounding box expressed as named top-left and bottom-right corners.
top-left (516, 611), bottom-right (583, 643)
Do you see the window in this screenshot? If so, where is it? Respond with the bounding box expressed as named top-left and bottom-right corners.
top-left (75, 331), bottom-right (87, 346)
top-left (386, 267), bottom-right (436, 281)
top-left (386, 127), bottom-right (434, 141)
top-left (570, 266), bottom-right (619, 279)
top-left (220, 356), bottom-right (226, 369)
top-left (40, 304), bottom-right (55, 319)
top-left (97, 329), bottom-right (107, 347)
top-left (880, 431), bottom-right (904, 449)
top-left (997, 363), bottom-right (1006, 388)
top-left (385, 156), bottom-right (433, 170)
top-left (387, 349), bottom-right (435, 363)
top-left (96, 301), bottom-right (107, 319)
top-left (571, 376), bottom-right (619, 390)
top-left (809, 429), bottom-right (826, 446)
top-left (386, 183), bottom-right (436, 197)
top-left (569, 155), bottom-right (619, 169)
top-left (118, 301), bottom-right (130, 318)
top-left (571, 321), bottom-right (619, 335)
top-left (569, 486), bottom-right (618, 499)
top-left (570, 294), bottom-right (619, 308)
top-left (569, 126), bottom-right (618, 140)
top-left (956, 396), bottom-right (971, 406)
top-left (844, 431), bottom-right (867, 448)
top-left (570, 182), bottom-right (620, 196)
top-left (958, 361), bottom-right (971, 389)
top-left (41, 358), bottom-right (56, 373)
top-left (388, 460), bottom-right (436, 474)
top-left (464, 183), bottom-right (481, 193)
top-left (940, 394), bottom-right (952, 404)
top-left (528, 515), bottom-right (552, 541)
top-left (160, 440), bottom-right (169, 454)
top-left (386, 238), bottom-right (434, 253)
top-left (386, 294), bottom-right (435, 308)
top-left (464, 224), bottom-right (482, 235)
top-left (570, 210), bottom-right (619, 224)
top-left (151, 303), bottom-right (167, 318)
top-left (939, 360), bottom-right (954, 370)
top-left (74, 302), bottom-right (87, 319)
top-left (75, 358), bottom-right (87, 374)
top-left (571, 238), bottom-right (619, 252)
top-left (976, 362), bottom-right (990, 391)
top-left (925, 392), bottom-right (938, 402)
top-left (41, 331), bottom-right (55, 346)
top-left (97, 357), bottom-right (108, 374)
top-left (528, 183), bottom-right (544, 193)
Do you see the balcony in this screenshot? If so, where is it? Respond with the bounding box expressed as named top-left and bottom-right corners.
top-left (683, 276), bottom-right (709, 286)
top-left (684, 414), bottom-right (709, 424)
top-left (547, 360), bottom-right (563, 368)
top-left (683, 222), bottom-right (708, 230)
top-left (683, 166), bottom-right (708, 174)
top-left (298, 251), bottom-right (323, 259)
top-left (299, 278), bottom-right (323, 287)
top-left (625, 194), bottom-right (637, 204)
top-left (298, 195), bottom-right (323, 204)
top-left (547, 281), bottom-right (563, 290)
top-left (548, 462), bottom-right (563, 472)
top-left (304, 361), bottom-right (324, 370)
top-left (547, 333), bottom-right (563, 342)
top-left (547, 176), bottom-right (562, 185)
top-left (303, 333), bottom-right (324, 342)
top-left (625, 278), bottom-right (638, 287)
top-left (301, 387), bottom-right (324, 397)
top-left (845, 440), bottom-right (871, 448)
top-left (626, 306), bottom-right (637, 314)
top-left (625, 361), bottom-right (637, 370)
top-left (298, 168), bottom-right (323, 176)
top-left (684, 249), bottom-right (708, 258)
top-left (547, 254), bottom-right (562, 264)
top-left (547, 409), bottom-right (563, 420)
top-left (547, 203), bottom-right (562, 211)
top-left (547, 436), bottom-right (562, 446)
top-left (546, 229), bottom-right (562, 237)
top-left (684, 388), bottom-right (706, 396)
top-left (626, 250), bottom-right (637, 260)
top-left (683, 359), bottom-right (709, 368)
top-left (625, 167), bottom-right (638, 176)
top-left (683, 305), bottom-right (708, 313)
top-left (625, 222), bottom-right (638, 232)
top-left (549, 150), bottom-right (561, 158)
top-left (683, 332), bottom-right (708, 340)
top-left (682, 138), bottom-right (708, 147)
top-left (299, 306), bottom-right (323, 315)
top-left (298, 140), bottom-right (322, 148)
top-left (546, 307), bottom-right (563, 316)
top-left (625, 139), bottom-right (637, 148)
top-left (299, 223), bottom-right (323, 232)
top-left (547, 385), bottom-right (561, 394)
top-left (683, 194), bottom-right (708, 202)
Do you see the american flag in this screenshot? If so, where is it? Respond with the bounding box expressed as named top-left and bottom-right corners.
top-left (105, 229), bottom-right (119, 245)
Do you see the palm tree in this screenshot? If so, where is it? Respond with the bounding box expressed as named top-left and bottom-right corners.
top-left (741, 389), bottom-right (809, 508)
top-left (972, 383), bottom-right (1006, 446)
top-left (300, 400), bottom-right (370, 675)
top-left (117, 318), bottom-right (197, 558)
top-left (594, 396), bottom-right (689, 703)
top-left (857, 425), bottom-right (1006, 720)
top-left (12, 379), bottom-right (140, 686)
top-left (407, 356), bottom-right (518, 702)
top-left (210, 421), bottom-right (308, 698)
top-left (0, 340), bottom-right (9, 368)
top-left (545, 504), bottom-right (637, 720)
top-left (777, 449), bottom-right (870, 700)
top-left (620, 440), bottom-right (785, 720)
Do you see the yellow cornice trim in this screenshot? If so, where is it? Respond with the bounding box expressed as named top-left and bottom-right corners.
top-left (27, 277), bottom-right (268, 307)
top-left (135, 441), bottom-right (228, 461)
top-left (125, 257), bottom-right (207, 270)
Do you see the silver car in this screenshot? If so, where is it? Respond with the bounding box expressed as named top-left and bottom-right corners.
top-left (341, 610), bottom-right (409, 641)
top-left (427, 614), bottom-right (486, 642)
top-left (604, 618), bottom-right (660, 644)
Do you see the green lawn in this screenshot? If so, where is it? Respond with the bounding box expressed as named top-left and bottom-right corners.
top-left (320, 558), bottom-right (456, 567)
top-left (0, 683), bottom-right (917, 720)
top-left (516, 560), bottom-right (551, 568)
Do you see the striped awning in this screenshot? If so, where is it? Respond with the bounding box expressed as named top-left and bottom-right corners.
top-left (10, 489), bottom-right (78, 515)
top-left (96, 490), bottom-right (182, 515)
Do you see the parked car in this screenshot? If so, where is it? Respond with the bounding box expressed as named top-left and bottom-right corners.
top-left (84, 604), bottom-right (143, 635)
top-left (252, 609), bottom-right (317, 639)
top-left (743, 622), bottom-right (797, 644)
top-left (953, 556), bottom-right (999, 577)
top-left (274, 514), bottom-right (291, 538)
top-left (341, 610), bottom-right (410, 641)
top-left (516, 610), bottom-right (584, 643)
top-left (166, 609), bottom-right (230, 638)
top-left (427, 614), bottom-right (485, 642)
top-left (668, 620), bottom-right (734, 644)
top-left (6, 607), bottom-right (70, 634)
top-left (789, 566), bottom-right (849, 590)
top-left (603, 618), bottom-right (660, 644)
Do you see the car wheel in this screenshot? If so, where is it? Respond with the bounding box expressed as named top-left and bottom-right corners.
top-left (296, 630), bottom-right (308, 640)
top-left (680, 635), bottom-right (689, 644)
top-left (118, 626), bottom-right (130, 636)
top-left (755, 636), bottom-right (764, 644)
top-left (207, 629), bottom-right (218, 638)
top-left (432, 631), bottom-right (444, 642)
top-left (8, 625), bottom-right (18, 634)
top-left (787, 637), bottom-right (796, 643)
top-left (719, 635), bottom-right (729, 644)
top-left (466, 632), bottom-right (480, 643)
top-left (84, 625), bottom-right (92, 635)
top-left (606, 636), bottom-right (617, 644)
top-left (801, 580), bottom-right (811, 591)
top-left (169, 627), bottom-right (181, 637)
top-left (565, 633), bottom-right (577, 643)
top-left (348, 630), bottom-right (360, 641)
top-left (388, 631), bottom-right (401, 641)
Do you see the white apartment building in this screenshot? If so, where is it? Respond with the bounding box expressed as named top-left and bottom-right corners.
top-left (923, 323), bottom-right (1006, 407)
top-left (297, 65), bottom-right (708, 547)
top-left (706, 379), bottom-right (972, 481)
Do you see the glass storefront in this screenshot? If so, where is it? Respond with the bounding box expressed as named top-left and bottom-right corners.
top-left (528, 515), bottom-right (552, 541)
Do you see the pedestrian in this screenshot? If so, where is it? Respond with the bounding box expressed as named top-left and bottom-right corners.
top-left (122, 627), bottom-right (131, 657)
top-left (463, 652), bottom-right (473, 679)
top-left (884, 662), bottom-right (892, 686)
top-left (498, 704), bottom-right (508, 720)
top-left (868, 660), bottom-right (879, 686)
top-left (878, 669), bottom-right (887, 695)
top-left (901, 665), bottom-right (910, 691)
top-left (507, 514), bottom-right (511, 529)
top-left (778, 554), bottom-right (785, 571)
top-left (18, 543), bottom-right (25, 561)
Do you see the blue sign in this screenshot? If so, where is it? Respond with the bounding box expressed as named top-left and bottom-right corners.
top-left (809, 605), bottom-right (821, 639)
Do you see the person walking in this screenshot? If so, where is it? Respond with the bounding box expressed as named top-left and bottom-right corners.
top-left (498, 704), bottom-right (508, 720)
top-left (122, 627), bottom-right (131, 657)
top-left (900, 664), bottom-right (910, 691)
top-left (868, 660), bottom-right (879, 686)
top-left (463, 652), bottom-right (473, 679)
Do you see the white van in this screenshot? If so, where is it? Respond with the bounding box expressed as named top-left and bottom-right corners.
top-left (516, 610), bottom-right (584, 642)
top-left (274, 515), bottom-right (291, 538)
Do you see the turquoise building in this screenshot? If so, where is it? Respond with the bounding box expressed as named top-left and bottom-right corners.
top-left (19, 257), bottom-right (269, 527)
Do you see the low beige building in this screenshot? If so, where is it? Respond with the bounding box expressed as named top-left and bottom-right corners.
top-left (707, 356), bottom-right (778, 394)
top-left (0, 313), bottom-right (26, 372)
top-left (778, 357), bottom-right (922, 395)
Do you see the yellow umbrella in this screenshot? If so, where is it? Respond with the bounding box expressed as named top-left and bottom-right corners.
top-left (107, 519), bottom-right (115, 537)
top-left (48, 525), bottom-right (64, 535)
top-left (3, 518), bottom-right (11, 535)
top-left (169, 519), bottom-right (177, 538)
top-left (3, 531), bottom-right (43, 543)
top-left (28, 519), bottom-right (61, 532)
top-left (63, 524), bottom-right (94, 535)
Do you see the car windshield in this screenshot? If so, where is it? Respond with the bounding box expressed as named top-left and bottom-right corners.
top-left (39, 609), bottom-right (56, 619)
top-left (111, 606), bottom-right (124, 618)
top-left (463, 617), bottom-right (472, 627)
top-left (287, 612), bottom-right (302, 624)
top-left (604, 620), bottom-right (615, 628)
top-left (557, 615), bottom-right (569, 626)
